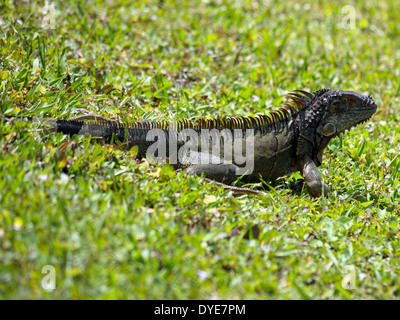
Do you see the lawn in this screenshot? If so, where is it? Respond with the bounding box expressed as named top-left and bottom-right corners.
top-left (0, 0), bottom-right (399, 299)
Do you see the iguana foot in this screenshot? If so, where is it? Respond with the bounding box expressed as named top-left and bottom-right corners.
top-left (307, 181), bottom-right (331, 197)
top-left (291, 179), bottom-right (305, 193)
top-left (204, 178), bottom-right (261, 196)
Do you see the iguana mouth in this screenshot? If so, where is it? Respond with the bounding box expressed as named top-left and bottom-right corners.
top-left (356, 116), bottom-right (373, 125)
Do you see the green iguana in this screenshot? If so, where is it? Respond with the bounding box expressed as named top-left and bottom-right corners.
top-left (2, 89), bottom-right (377, 197)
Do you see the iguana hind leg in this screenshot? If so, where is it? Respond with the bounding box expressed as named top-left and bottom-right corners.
top-left (297, 155), bottom-right (331, 197)
top-left (185, 163), bottom-right (260, 195)
top-left (185, 163), bottom-right (239, 184)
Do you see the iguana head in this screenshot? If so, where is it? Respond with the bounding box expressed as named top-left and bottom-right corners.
top-left (315, 89), bottom-right (377, 137)
top-left (289, 89), bottom-right (377, 165)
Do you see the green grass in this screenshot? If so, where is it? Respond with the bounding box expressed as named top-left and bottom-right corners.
top-left (1, 0), bottom-right (400, 299)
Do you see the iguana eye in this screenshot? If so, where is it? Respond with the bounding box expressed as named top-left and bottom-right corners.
top-left (322, 123), bottom-right (336, 136)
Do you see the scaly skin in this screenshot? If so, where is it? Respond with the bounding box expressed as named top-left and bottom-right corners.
top-left (2, 89), bottom-right (377, 197)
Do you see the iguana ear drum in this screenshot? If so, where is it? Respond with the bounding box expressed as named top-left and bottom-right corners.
top-left (322, 123), bottom-right (336, 136)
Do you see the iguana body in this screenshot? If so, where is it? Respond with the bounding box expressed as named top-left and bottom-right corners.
top-left (2, 89), bottom-right (377, 197)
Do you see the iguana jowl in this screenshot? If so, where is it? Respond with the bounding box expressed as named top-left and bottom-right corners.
top-left (3, 89), bottom-right (377, 197)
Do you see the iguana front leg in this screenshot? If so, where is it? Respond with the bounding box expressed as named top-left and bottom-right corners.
top-left (296, 155), bottom-right (331, 197)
